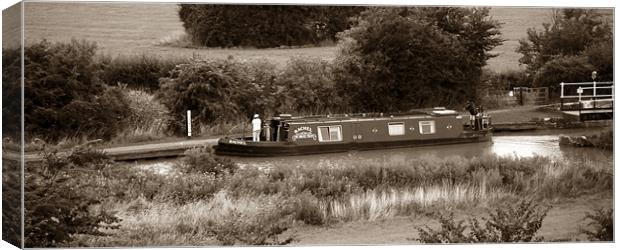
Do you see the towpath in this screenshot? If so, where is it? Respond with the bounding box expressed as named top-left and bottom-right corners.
top-left (3, 138), bottom-right (219, 162)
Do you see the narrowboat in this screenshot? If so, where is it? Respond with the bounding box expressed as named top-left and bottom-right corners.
top-left (214, 108), bottom-right (492, 157)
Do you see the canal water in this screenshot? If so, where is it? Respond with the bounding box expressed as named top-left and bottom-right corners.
top-left (134, 128), bottom-right (613, 174)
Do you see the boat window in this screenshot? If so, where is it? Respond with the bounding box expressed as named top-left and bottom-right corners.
top-left (419, 121), bottom-right (436, 134)
top-left (318, 125), bottom-right (342, 142)
top-left (388, 122), bottom-right (405, 136)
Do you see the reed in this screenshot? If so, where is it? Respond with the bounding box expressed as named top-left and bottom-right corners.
top-left (43, 148), bottom-right (612, 246)
top-left (320, 181), bottom-right (509, 222)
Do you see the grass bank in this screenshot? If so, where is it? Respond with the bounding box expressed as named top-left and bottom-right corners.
top-left (30, 147), bottom-right (612, 247)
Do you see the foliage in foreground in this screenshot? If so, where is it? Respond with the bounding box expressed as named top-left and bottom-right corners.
top-left (415, 199), bottom-right (550, 243)
top-left (28, 145), bottom-right (613, 246)
top-left (2, 160), bottom-right (22, 247)
top-left (208, 193), bottom-right (297, 246)
top-left (25, 148), bottom-right (121, 247)
top-left (581, 207), bottom-right (613, 241)
top-left (179, 146), bottom-right (237, 176)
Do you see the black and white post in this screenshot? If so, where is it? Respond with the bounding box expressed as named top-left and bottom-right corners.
top-left (187, 110), bottom-right (192, 137)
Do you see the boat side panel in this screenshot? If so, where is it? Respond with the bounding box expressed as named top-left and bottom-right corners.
top-left (286, 116), bottom-right (464, 146)
top-left (214, 130), bottom-right (491, 157)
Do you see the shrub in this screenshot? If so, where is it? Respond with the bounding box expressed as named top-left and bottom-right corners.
top-left (157, 58), bottom-right (262, 134)
top-left (25, 148), bottom-right (121, 247)
top-left (275, 57), bottom-right (344, 114)
top-left (469, 199), bottom-right (549, 242)
top-left (532, 55), bottom-right (596, 93)
top-left (98, 54), bottom-right (183, 91)
top-left (2, 48), bottom-right (22, 139)
top-left (155, 173), bottom-right (223, 204)
top-left (61, 86), bottom-right (132, 140)
top-left (291, 191), bottom-right (325, 225)
top-left (122, 89), bottom-right (171, 136)
top-left (580, 207), bottom-right (613, 241)
top-left (414, 198), bottom-right (549, 243)
top-left (178, 146), bottom-right (237, 176)
top-left (17, 39), bottom-right (132, 142)
top-left (415, 212), bottom-right (472, 243)
top-left (587, 129), bottom-right (613, 150)
top-left (208, 194), bottom-right (296, 245)
top-left (2, 160), bottom-right (22, 247)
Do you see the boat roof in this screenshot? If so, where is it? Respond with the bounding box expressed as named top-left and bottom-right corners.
top-left (273, 108), bottom-right (460, 124)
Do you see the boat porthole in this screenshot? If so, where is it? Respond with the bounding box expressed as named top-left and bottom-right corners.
top-left (353, 135), bottom-right (358, 140)
top-left (358, 135), bottom-right (363, 139)
top-left (372, 128), bottom-right (378, 133)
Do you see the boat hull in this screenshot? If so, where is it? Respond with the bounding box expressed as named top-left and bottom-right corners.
top-left (214, 130), bottom-right (492, 157)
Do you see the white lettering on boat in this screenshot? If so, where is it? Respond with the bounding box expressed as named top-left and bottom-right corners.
top-left (292, 127), bottom-right (317, 141)
top-left (229, 139), bottom-right (246, 145)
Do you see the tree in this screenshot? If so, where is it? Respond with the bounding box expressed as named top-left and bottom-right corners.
top-left (311, 6), bottom-right (367, 42)
top-left (275, 57), bottom-right (343, 114)
top-left (179, 5), bottom-right (317, 48)
top-left (334, 7), bottom-right (502, 112)
top-left (17, 40), bottom-right (131, 142)
top-left (157, 58), bottom-right (272, 134)
top-left (178, 4), bottom-right (366, 48)
top-left (2, 48), bottom-right (22, 139)
top-left (517, 9), bottom-right (613, 87)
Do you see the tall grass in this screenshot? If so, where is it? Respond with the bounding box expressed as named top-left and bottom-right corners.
top-left (320, 182), bottom-right (507, 222)
top-left (45, 148), bottom-right (612, 246)
top-left (69, 191), bottom-right (296, 246)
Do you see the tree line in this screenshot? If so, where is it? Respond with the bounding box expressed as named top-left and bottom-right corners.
top-left (3, 7), bottom-right (612, 143)
top-left (178, 4), bottom-right (365, 48)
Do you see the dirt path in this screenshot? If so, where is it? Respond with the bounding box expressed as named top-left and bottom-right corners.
top-left (291, 195), bottom-right (612, 245)
top-left (486, 105), bottom-right (567, 123)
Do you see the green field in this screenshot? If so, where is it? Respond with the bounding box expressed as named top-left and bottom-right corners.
top-left (13, 2), bottom-right (574, 72)
top-left (5, 2), bottom-right (608, 71)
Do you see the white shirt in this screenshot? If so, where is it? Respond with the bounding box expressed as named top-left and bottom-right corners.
top-left (252, 118), bottom-right (262, 131)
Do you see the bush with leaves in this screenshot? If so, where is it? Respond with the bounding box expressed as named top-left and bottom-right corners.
top-left (518, 9), bottom-right (613, 89)
top-left (2, 160), bottom-right (22, 247)
top-left (334, 7), bottom-right (502, 112)
top-left (157, 58), bottom-right (267, 134)
top-left (5, 39), bottom-right (133, 142)
top-left (415, 199), bottom-right (550, 243)
top-left (178, 4), bottom-right (364, 48)
top-left (98, 54), bottom-right (184, 91)
top-left (178, 146), bottom-right (237, 176)
top-left (275, 57), bottom-right (343, 114)
top-left (122, 89), bottom-right (171, 136)
top-left (209, 194), bottom-right (296, 245)
top-left (25, 148), bottom-right (121, 247)
top-left (2, 47), bottom-right (22, 139)
top-left (580, 207), bottom-right (613, 241)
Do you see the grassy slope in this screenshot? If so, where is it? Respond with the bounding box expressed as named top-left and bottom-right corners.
top-left (22, 2), bottom-right (559, 72)
top-left (292, 194), bottom-right (612, 244)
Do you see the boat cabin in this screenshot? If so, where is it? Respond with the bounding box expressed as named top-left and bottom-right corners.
top-left (259, 108), bottom-right (490, 145)
top-left (215, 107), bottom-right (491, 156)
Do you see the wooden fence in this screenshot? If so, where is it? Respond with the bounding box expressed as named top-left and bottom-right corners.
top-left (482, 87), bottom-right (549, 107)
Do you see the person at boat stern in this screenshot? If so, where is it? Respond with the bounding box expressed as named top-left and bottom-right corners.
top-left (252, 114), bottom-right (262, 142)
top-left (465, 100), bottom-right (478, 128)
